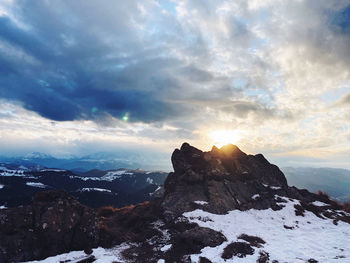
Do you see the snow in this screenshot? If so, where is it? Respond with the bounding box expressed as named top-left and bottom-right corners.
top-left (146, 177), bottom-right (154, 184)
top-left (157, 260), bottom-right (165, 263)
top-left (79, 188), bottom-right (112, 193)
top-left (160, 244), bottom-right (172, 252)
top-left (72, 170), bottom-right (134, 182)
top-left (40, 169), bottom-right (66, 172)
top-left (0, 184), bottom-right (4, 189)
top-left (150, 220), bottom-right (171, 245)
top-left (24, 244), bottom-right (131, 263)
top-left (262, 183), bottom-right (281, 190)
top-left (194, 200), bottom-right (209, 205)
top-left (26, 182), bottom-right (46, 188)
top-left (270, 186), bottom-right (282, 190)
top-left (0, 169), bottom-right (25, 176)
top-left (312, 201), bottom-right (328, 206)
top-left (251, 194), bottom-right (260, 200)
top-left (184, 198), bottom-right (350, 263)
top-left (149, 186), bottom-right (162, 196)
top-left (0, 205), bottom-right (6, 209)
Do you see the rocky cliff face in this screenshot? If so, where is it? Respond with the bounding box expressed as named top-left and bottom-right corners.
top-left (0, 143), bottom-right (349, 263)
top-left (0, 190), bottom-right (99, 262)
top-left (162, 143), bottom-right (288, 219)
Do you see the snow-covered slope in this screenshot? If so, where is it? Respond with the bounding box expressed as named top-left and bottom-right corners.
top-left (185, 196), bottom-right (350, 263)
top-left (2, 143), bottom-right (350, 263)
top-left (25, 195), bottom-right (350, 263)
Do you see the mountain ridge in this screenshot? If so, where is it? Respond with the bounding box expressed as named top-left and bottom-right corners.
top-left (0, 143), bottom-right (349, 262)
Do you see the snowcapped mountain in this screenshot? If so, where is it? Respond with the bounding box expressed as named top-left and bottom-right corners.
top-left (0, 143), bottom-right (349, 263)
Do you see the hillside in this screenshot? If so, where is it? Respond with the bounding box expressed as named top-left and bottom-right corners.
top-left (0, 143), bottom-right (349, 263)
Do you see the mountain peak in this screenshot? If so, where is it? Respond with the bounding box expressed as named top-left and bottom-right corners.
top-left (24, 152), bottom-right (53, 159)
top-left (1, 143), bottom-right (350, 263)
top-left (163, 143), bottom-right (288, 220)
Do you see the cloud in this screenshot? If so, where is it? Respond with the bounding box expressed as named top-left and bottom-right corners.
top-left (1, 0), bottom-right (350, 168)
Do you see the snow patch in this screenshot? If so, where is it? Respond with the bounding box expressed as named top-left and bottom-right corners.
top-left (72, 170), bottom-right (134, 182)
top-left (149, 186), bottom-right (162, 196)
top-left (24, 244), bottom-right (131, 263)
top-left (160, 244), bottom-right (172, 252)
top-left (79, 188), bottom-right (112, 193)
top-left (194, 201), bottom-right (208, 205)
top-left (146, 177), bottom-right (154, 184)
top-left (0, 184), bottom-right (4, 189)
top-left (251, 194), bottom-right (260, 200)
top-left (0, 205), bottom-right (6, 209)
top-left (40, 169), bottom-right (66, 172)
top-left (26, 182), bottom-right (46, 188)
top-left (262, 183), bottom-right (281, 190)
top-left (312, 201), bottom-right (328, 207)
top-left (184, 198), bottom-right (350, 263)
top-left (0, 170), bottom-right (25, 176)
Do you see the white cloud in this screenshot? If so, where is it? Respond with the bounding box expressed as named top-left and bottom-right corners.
top-left (1, 0), bottom-right (350, 168)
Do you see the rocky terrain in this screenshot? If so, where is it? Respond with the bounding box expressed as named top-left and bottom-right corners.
top-left (0, 143), bottom-right (349, 262)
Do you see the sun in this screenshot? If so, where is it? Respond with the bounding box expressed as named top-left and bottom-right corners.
top-left (209, 130), bottom-right (242, 148)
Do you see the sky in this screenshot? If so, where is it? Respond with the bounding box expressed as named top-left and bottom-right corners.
top-left (1, 0), bottom-right (350, 169)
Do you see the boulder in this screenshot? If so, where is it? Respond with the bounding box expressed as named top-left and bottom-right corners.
top-left (0, 190), bottom-right (99, 262)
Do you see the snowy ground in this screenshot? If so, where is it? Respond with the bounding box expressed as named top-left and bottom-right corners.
top-left (184, 196), bottom-right (350, 263)
top-left (70, 170), bottom-right (134, 182)
top-left (24, 244), bottom-right (131, 263)
top-left (19, 196), bottom-right (350, 263)
top-left (26, 182), bottom-right (46, 188)
top-left (78, 188), bottom-right (112, 193)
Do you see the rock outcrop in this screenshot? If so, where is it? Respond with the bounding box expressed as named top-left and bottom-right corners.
top-left (161, 143), bottom-right (288, 219)
top-left (0, 190), bottom-right (99, 262)
top-left (0, 143), bottom-right (349, 262)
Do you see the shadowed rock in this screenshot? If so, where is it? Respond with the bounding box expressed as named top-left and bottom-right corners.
top-left (0, 143), bottom-right (348, 263)
top-left (162, 143), bottom-right (288, 219)
top-left (0, 190), bottom-right (99, 262)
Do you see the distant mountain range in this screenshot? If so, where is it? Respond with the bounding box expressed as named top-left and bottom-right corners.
top-left (282, 167), bottom-right (350, 203)
top-left (1, 156), bottom-right (350, 209)
top-left (2, 143), bottom-right (349, 263)
top-left (0, 151), bottom-right (171, 172)
top-left (0, 163), bottom-right (167, 208)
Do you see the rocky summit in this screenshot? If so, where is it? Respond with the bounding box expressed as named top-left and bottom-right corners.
top-left (0, 143), bottom-right (350, 263)
top-left (162, 143), bottom-right (288, 219)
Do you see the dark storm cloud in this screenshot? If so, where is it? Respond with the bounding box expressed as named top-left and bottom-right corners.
top-left (0, 0), bottom-right (306, 126)
top-left (0, 0), bottom-right (195, 123)
top-left (331, 4), bottom-right (350, 33)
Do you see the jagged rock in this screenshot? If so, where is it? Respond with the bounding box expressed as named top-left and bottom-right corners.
top-left (162, 143), bottom-right (288, 219)
top-left (0, 190), bottom-right (99, 262)
top-left (1, 143), bottom-right (349, 263)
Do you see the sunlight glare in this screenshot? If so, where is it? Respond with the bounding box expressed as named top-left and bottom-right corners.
top-left (209, 130), bottom-right (242, 148)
